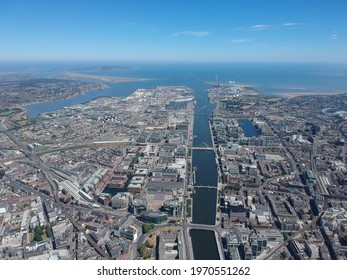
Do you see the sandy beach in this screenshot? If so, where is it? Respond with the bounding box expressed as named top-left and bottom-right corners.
top-left (276, 91), bottom-right (344, 98)
top-left (62, 72), bottom-right (148, 83)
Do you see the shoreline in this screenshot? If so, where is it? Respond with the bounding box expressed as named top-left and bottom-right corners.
top-left (20, 84), bottom-right (109, 108)
top-left (205, 80), bottom-right (346, 99)
top-left (275, 91), bottom-right (346, 98)
top-left (60, 72), bottom-right (149, 83)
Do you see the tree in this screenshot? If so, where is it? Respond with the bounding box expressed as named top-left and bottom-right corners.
top-left (45, 225), bottom-right (52, 238)
top-left (145, 240), bottom-right (154, 248)
top-left (0, 169), bottom-right (5, 179)
top-left (38, 225), bottom-right (44, 235)
top-left (225, 185), bottom-right (241, 191)
top-left (142, 223), bottom-right (155, 234)
top-left (138, 244), bottom-right (146, 258)
top-left (33, 226), bottom-right (43, 242)
top-left (341, 234), bottom-right (347, 246)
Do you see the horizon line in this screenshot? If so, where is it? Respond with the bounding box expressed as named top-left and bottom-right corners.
top-left (0, 59), bottom-right (347, 65)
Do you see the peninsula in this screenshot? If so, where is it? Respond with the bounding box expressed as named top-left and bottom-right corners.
top-left (61, 72), bottom-right (148, 83)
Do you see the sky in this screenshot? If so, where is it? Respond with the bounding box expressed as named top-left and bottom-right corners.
top-left (0, 0), bottom-right (346, 63)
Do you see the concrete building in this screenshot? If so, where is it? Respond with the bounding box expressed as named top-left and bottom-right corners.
top-left (161, 198), bottom-right (180, 216)
top-left (304, 241), bottom-right (320, 259)
top-left (158, 231), bottom-right (183, 260)
top-left (131, 198), bottom-right (148, 214)
top-left (111, 192), bottom-right (133, 209)
top-left (139, 211), bottom-right (168, 224)
top-left (256, 229), bottom-right (284, 244)
top-left (236, 228), bottom-right (250, 244)
top-left (288, 240), bottom-right (306, 260)
top-left (120, 226), bottom-right (138, 241)
top-left (303, 170), bottom-right (317, 185)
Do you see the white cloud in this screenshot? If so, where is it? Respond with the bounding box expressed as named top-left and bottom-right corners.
top-left (331, 31), bottom-right (338, 40)
top-left (233, 24), bottom-right (271, 32)
top-left (249, 24), bottom-right (271, 31)
top-left (229, 38), bottom-right (253, 43)
top-left (172, 31), bottom-right (212, 37)
top-left (234, 23), bottom-right (306, 32)
top-left (283, 22), bottom-right (303, 30)
top-left (283, 22), bottom-right (300, 27)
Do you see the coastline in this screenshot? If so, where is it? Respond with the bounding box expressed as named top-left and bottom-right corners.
top-left (276, 91), bottom-right (346, 98)
top-left (60, 72), bottom-right (149, 83)
top-left (20, 84), bottom-right (110, 108)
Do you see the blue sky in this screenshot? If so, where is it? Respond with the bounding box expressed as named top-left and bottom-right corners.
top-left (0, 0), bottom-right (346, 62)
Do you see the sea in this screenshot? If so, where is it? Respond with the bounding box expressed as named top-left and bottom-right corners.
top-left (0, 61), bottom-right (347, 118)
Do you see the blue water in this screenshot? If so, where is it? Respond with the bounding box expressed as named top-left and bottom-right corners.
top-left (190, 229), bottom-right (219, 260)
top-left (25, 81), bottom-right (158, 118)
top-left (4, 61), bottom-right (346, 260)
top-left (1, 62), bottom-right (346, 117)
top-left (238, 119), bottom-right (261, 137)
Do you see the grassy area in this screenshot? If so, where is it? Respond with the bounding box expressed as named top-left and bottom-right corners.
top-left (1, 107), bottom-right (32, 129)
top-left (0, 108), bottom-right (19, 117)
top-left (139, 227), bottom-right (181, 259)
top-left (266, 97), bottom-right (283, 102)
top-left (187, 161), bottom-right (191, 178)
top-left (186, 198), bottom-right (192, 217)
top-left (17, 120), bottom-right (30, 126)
top-left (224, 185), bottom-right (242, 191)
top-left (29, 232), bottom-right (34, 242)
top-left (9, 110), bottom-right (27, 121)
top-left (146, 235), bottom-right (156, 248)
top-left (142, 223), bottom-right (155, 234)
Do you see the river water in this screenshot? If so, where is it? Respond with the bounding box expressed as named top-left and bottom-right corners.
top-left (189, 81), bottom-right (220, 260)
top-left (14, 62), bottom-right (347, 260)
top-left (190, 229), bottom-right (219, 260)
top-left (23, 69), bottom-right (222, 259)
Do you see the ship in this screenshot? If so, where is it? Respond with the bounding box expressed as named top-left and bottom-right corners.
top-left (174, 96), bottom-right (195, 102)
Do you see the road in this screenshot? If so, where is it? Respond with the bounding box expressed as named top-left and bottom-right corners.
top-left (310, 126), bottom-right (329, 195)
top-left (181, 100), bottom-right (195, 260)
top-left (2, 129), bottom-right (113, 259)
top-left (261, 210), bottom-right (324, 260)
top-left (2, 101), bottom-right (227, 260)
top-left (338, 120), bottom-right (347, 138)
top-left (6, 177), bottom-right (52, 202)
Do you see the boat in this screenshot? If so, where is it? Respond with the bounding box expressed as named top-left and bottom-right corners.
top-left (174, 96), bottom-right (195, 102)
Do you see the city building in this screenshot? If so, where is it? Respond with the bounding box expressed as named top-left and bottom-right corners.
top-left (139, 211), bottom-right (168, 224)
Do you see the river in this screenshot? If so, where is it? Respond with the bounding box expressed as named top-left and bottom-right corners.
top-left (23, 67), bottom-right (222, 260)
top-left (189, 81), bottom-right (220, 260)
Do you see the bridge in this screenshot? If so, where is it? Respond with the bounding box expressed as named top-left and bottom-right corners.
top-left (192, 147), bottom-right (214, 151)
top-left (194, 113), bottom-right (210, 117)
top-left (193, 185), bottom-right (217, 190)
